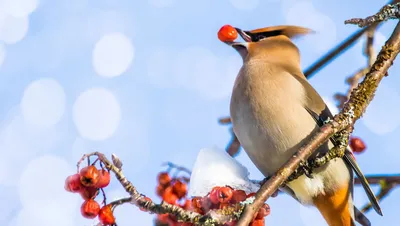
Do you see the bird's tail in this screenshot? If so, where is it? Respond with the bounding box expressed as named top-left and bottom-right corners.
top-left (313, 182), bottom-right (356, 226)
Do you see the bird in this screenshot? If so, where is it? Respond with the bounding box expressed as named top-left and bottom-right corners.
top-left (224, 25), bottom-right (382, 226)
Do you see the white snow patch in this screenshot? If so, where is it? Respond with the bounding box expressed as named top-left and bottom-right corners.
top-left (188, 147), bottom-right (260, 197)
top-left (92, 32), bottom-right (134, 77)
top-left (72, 88), bottom-right (121, 141)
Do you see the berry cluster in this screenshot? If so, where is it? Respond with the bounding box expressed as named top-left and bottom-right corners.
top-left (191, 186), bottom-right (269, 226)
top-left (155, 171), bottom-right (192, 226)
top-left (154, 170), bottom-right (270, 226)
top-left (65, 164), bottom-right (115, 225)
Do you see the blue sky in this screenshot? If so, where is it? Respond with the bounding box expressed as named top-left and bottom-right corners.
top-left (0, 0), bottom-right (399, 225)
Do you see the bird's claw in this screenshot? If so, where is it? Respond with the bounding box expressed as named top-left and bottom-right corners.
top-left (299, 161), bottom-right (314, 179)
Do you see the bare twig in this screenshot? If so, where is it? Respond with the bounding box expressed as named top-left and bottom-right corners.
top-left (355, 174), bottom-right (400, 184)
top-left (163, 162), bottom-right (192, 175)
top-left (304, 25), bottom-right (378, 78)
top-left (235, 20), bottom-right (400, 226)
top-left (345, 3), bottom-right (400, 27)
top-left (218, 117), bottom-right (231, 124)
top-left (226, 128), bottom-right (241, 157)
top-left (355, 174), bottom-right (400, 213)
top-left (335, 26), bottom-right (377, 108)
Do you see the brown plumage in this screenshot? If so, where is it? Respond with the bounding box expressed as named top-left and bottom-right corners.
top-left (225, 25), bottom-right (381, 226)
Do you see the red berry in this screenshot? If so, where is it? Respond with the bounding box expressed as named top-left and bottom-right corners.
top-left (95, 169), bottom-right (110, 188)
top-left (157, 172), bottom-right (171, 187)
top-left (80, 166), bottom-right (100, 187)
top-left (232, 190), bottom-right (247, 203)
top-left (250, 219), bottom-right (265, 226)
top-left (156, 184), bottom-right (166, 197)
top-left (209, 186), bottom-right (220, 205)
top-left (191, 197), bottom-right (201, 208)
top-left (200, 196), bottom-right (212, 212)
top-left (218, 25), bottom-right (238, 42)
top-left (65, 173), bottom-right (84, 193)
top-left (255, 204), bottom-right (270, 219)
top-left (80, 186), bottom-right (99, 200)
top-left (217, 186), bottom-right (233, 204)
top-left (350, 137), bottom-right (367, 154)
top-left (157, 213), bottom-right (170, 224)
top-left (81, 199), bottom-right (100, 219)
top-left (162, 186), bottom-right (178, 204)
top-left (172, 180), bottom-right (188, 199)
top-left (99, 204), bottom-right (116, 225)
top-left (191, 197), bottom-right (203, 213)
top-left (224, 221), bottom-right (237, 226)
top-left (247, 192), bottom-right (256, 198)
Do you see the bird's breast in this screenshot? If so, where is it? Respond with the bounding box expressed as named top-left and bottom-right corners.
top-left (230, 65), bottom-right (318, 176)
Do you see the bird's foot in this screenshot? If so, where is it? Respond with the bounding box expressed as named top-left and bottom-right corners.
top-left (299, 161), bottom-right (313, 179)
top-left (322, 116), bottom-right (333, 125)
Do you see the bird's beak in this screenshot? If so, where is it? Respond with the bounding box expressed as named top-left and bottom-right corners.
top-left (235, 28), bottom-right (252, 42)
top-left (223, 27), bottom-right (252, 47)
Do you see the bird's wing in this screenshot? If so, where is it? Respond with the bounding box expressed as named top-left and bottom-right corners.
top-left (292, 73), bottom-right (382, 216)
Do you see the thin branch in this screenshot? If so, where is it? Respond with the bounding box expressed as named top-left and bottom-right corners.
top-left (235, 20), bottom-right (400, 226)
top-left (335, 26), bottom-right (377, 108)
top-left (345, 3), bottom-right (400, 27)
top-left (78, 152), bottom-right (246, 226)
top-left (361, 182), bottom-right (398, 213)
top-left (355, 174), bottom-right (400, 213)
top-left (304, 25), bottom-right (377, 78)
top-left (163, 162), bottom-right (192, 175)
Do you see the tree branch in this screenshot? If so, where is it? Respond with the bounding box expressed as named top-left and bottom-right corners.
top-left (235, 20), bottom-right (400, 226)
top-left (335, 25), bottom-right (377, 108)
top-left (345, 3), bottom-right (400, 27)
top-left (355, 174), bottom-right (400, 213)
top-left (78, 152), bottom-right (249, 226)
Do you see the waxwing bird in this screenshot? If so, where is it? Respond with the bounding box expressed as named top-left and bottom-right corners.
top-left (224, 25), bottom-right (382, 226)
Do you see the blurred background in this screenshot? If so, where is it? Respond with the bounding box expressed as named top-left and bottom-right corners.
top-left (0, 0), bottom-right (399, 225)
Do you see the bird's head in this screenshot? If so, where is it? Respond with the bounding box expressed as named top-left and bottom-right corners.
top-left (224, 25), bottom-right (314, 62)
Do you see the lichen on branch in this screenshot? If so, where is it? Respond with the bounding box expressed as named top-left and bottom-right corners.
top-left (345, 2), bottom-right (400, 27)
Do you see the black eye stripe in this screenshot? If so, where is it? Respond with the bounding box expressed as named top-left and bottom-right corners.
top-left (251, 30), bottom-right (283, 42)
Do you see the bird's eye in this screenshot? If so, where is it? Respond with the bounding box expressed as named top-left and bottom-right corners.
top-left (252, 30), bottom-right (283, 42)
top-left (254, 35), bottom-right (266, 42)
